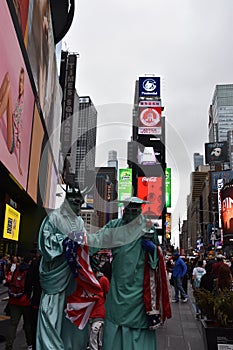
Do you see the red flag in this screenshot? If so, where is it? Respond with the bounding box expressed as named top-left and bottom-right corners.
top-left (65, 243), bottom-right (102, 330)
top-left (143, 246), bottom-right (171, 324)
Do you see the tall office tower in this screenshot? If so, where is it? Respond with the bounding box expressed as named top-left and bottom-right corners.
top-left (227, 130), bottom-right (233, 169)
top-left (75, 96), bottom-right (97, 190)
top-left (95, 167), bottom-right (118, 227)
top-left (128, 76), bottom-right (166, 240)
top-left (107, 150), bottom-right (118, 170)
top-left (208, 84), bottom-right (233, 170)
top-left (81, 209), bottom-right (99, 234)
top-left (209, 84), bottom-right (233, 142)
top-left (193, 152), bottom-right (204, 171)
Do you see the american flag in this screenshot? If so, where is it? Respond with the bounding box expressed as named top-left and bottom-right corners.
top-left (64, 238), bottom-right (102, 330)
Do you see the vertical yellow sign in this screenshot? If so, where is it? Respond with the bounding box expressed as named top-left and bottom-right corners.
top-left (3, 204), bottom-right (20, 241)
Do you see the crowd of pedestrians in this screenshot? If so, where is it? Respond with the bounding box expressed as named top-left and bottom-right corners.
top-left (0, 251), bottom-right (41, 350)
top-left (2, 242), bottom-right (233, 350)
top-left (166, 251), bottom-right (233, 319)
top-left (2, 248), bottom-right (233, 350)
top-left (0, 249), bottom-right (112, 350)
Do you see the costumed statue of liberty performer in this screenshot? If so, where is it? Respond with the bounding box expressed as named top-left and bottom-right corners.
top-left (64, 196), bottom-right (171, 350)
top-left (36, 183), bottom-right (96, 350)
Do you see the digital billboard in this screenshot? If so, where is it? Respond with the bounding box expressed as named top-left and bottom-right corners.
top-left (165, 168), bottom-right (171, 208)
top-left (0, 1), bottom-right (34, 191)
top-left (165, 213), bottom-right (171, 239)
top-left (3, 204), bottom-right (21, 241)
top-left (118, 169), bottom-right (132, 206)
top-left (138, 107), bottom-right (162, 135)
top-left (137, 145), bottom-right (162, 165)
top-left (205, 142), bottom-right (229, 164)
top-left (210, 170), bottom-right (233, 192)
top-left (11, 0), bottom-right (30, 47)
top-left (220, 181), bottom-right (233, 235)
top-left (27, 0), bottom-right (62, 167)
top-left (137, 176), bottom-right (163, 217)
top-left (138, 77), bottom-right (161, 98)
top-left (27, 105), bottom-right (44, 203)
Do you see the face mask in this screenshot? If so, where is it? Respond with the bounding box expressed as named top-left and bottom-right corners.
top-left (123, 207), bottom-right (142, 223)
top-left (66, 197), bottom-right (82, 215)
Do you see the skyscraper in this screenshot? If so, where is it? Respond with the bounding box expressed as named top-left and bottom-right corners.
top-left (209, 84), bottom-right (233, 142)
top-left (75, 96), bottom-right (97, 190)
top-left (128, 76), bottom-right (166, 239)
top-left (107, 150), bottom-right (118, 170)
top-left (193, 152), bottom-right (204, 171)
top-left (208, 84), bottom-right (233, 170)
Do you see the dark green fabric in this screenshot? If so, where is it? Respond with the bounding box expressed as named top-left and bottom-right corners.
top-left (87, 215), bottom-right (158, 349)
top-left (103, 315), bottom-right (157, 350)
top-left (37, 205), bottom-right (88, 350)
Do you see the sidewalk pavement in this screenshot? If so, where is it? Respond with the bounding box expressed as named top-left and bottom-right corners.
top-left (157, 281), bottom-right (206, 350)
top-left (0, 281), bottom-right (206, 350)
top-left (0, 284), bottom-right (29, 349)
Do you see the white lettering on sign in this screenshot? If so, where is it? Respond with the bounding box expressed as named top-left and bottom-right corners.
top-left (222, 197), bottom-right (233, 210)
top-left (142, 177), bottom-right (157, 183)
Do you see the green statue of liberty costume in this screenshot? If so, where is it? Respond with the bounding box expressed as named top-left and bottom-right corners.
top-left (36, 185), bottom-right (88, 350)
top-left (37, 192), bottom-right (170, 350)
top-left (81, 197), bottom-right (166, 350)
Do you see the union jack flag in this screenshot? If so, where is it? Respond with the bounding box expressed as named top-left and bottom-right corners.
top-left (64, 236), bottom-right (102, 330)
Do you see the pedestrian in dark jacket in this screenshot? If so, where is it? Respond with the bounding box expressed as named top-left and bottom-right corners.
top-left (200, 262), bottom-right (216, 292)
top-left (25, 250), bottom-right (42, 350)
top-left (171, 253), bottom-right (188, 303)
top-left (6, 256), bottom-right (33, 350)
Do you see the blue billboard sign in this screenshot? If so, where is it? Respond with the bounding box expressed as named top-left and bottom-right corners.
top-left (139, 77), bottom-right (161, 97)
top-left (211, 170), bottom-right (233, 192)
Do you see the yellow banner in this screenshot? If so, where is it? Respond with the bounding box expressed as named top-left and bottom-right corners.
top-left (3, 204), bottom-right (20, 241)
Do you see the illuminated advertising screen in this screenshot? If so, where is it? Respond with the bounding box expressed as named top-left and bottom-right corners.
top-left (3, 204), bottom-right (21, 241)
top-left (205, 142), bottom-right (229, 164)
top-left (27, 105), bottom-right (44, 203)
top-left (210, 170), bottom-right (233, 192)
top-left (221, 181), bottom-right (233, 235)
top-left (0, 1), bottom-right (34, 191)
top-left (138, 107), bottom-right (162, 135)
top-left (165, 213), bottom-right (171, 239)
top-left (139, 100), bottom-right (161, 108)
top-left (165, 168), bottom-right (171, 208)
top-left (137, 176), bottom-right (163, 217)
top-left (137, 144), bottom-right (162, 165)
top-left (27, 0), bottom-right (62, 167)
top-left (138, 77), bottom-right (160, 98)
top-left (11, 0), bottom-right (30, 47)
top-left (118, 169), bottom-right (132, 206)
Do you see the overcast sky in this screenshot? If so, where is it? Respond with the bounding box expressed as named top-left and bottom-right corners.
top-left (64, 0), bottom-right (233, 245)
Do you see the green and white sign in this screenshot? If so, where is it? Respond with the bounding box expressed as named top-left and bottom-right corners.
top-left (118, 169), bottom-right (132, 206)
top-left (165, 168), bottom-right (171, 208)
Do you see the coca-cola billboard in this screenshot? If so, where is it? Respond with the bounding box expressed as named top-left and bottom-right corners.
top-left (137, 176), bottom-right (163, 217)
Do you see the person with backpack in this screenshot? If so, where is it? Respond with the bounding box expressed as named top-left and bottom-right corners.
top-left (5, 256), bottom-right (33, 350)
top-left (192, 260), bottom-right (206, 318)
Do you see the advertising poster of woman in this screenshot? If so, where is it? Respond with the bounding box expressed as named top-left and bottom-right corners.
top-left (0, 1), bottom-right (34, 190)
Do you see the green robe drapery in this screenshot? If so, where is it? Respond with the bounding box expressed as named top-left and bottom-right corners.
top-left (87, 216), bottom-right (157, 350)
top-left (36, 204), bottom-right (88, 350)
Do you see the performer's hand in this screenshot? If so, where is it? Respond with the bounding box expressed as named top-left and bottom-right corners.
top-left (67, 230), bottom-right (84, 244)
top-left (141, 239), bottom-right (155, 253)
